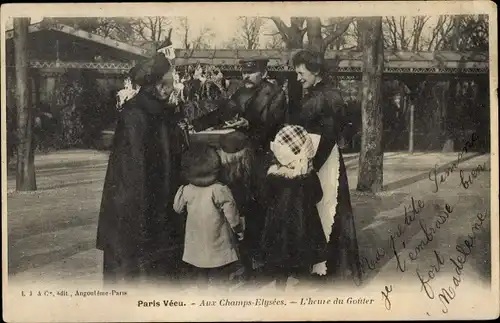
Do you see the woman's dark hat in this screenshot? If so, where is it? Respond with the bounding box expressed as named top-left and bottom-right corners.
top-left (129, 36), bottom-right (173, 87)
top-left (181, 143), bottom-right (221, 187)
top-left (239, 58), bottom-right (269, 73)
top-left (129, 54), bottom-right (171, 87)
top-left (219, 131), bottom-right (250, 154)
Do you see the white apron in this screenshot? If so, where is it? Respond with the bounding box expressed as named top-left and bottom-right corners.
top-left (309, 134), bottom-right (341, 276)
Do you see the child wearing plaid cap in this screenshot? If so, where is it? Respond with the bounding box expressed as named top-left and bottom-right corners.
top-left (259, 125), bottom-right (328, 291)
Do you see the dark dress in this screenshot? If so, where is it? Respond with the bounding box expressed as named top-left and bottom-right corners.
top-left (96, 89), bottom-right (187, 284)
top-left (260, 171), bottom-right (327, 274)
top-left (290, 80), bottom-right (363, 286)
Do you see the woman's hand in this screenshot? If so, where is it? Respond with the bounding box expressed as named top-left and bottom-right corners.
top-left (222, 116), bottom-right (249, 129)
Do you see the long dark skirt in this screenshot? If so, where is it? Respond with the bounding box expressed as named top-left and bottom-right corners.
top-left (101, 214), bottom-right (185, 286)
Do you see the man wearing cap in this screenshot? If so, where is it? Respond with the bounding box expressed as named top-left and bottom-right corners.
top-left (232, 58), bottom-right (287, 151)
top-left (228, 58), bottom-right (288, 278)
top-left (193, 58), bottom-right (287, 151)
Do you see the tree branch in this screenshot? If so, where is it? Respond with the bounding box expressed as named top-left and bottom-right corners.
top-left (270, 16), bottom-right (290, 43)
top-left (322, 17), bottom-right (353, 47)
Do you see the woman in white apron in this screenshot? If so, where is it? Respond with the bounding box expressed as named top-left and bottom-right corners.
top-left (289, 49), bottom-right (362, 286)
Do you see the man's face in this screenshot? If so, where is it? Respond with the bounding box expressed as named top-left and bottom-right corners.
top-left (155, 72), bottom-right (175, 101)
top-left (242, 70), bottom-right (264, 89)
top-left (295, 64), bottom-right (319, 90)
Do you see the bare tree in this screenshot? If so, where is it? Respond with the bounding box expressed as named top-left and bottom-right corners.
top-left (382, 15), bottom-right (481, 52)
top-left (382, 16), bottom-right (430, 51)
top-left (14, 17), bottom-right (37, 191)
top-left (269, 16), bottom-right (353, 53)
top-left (42, 17), bottom-right (137, 43)
top-left (239, 17), bottom-right (265, 49)
top-left (356, 17), bottom-right (384, 193)
top-left (338, 19), bottom-right (363, 50)
top-left (130, 17), bottom-right (172, 50)
top-left (179, 17), bottom-right (190, 49)
top-left (192, 26), bottom-right (215, 50)
top-left (323, 17), bottom-right (358, 50)
top-left (178, 17), bottom-right (215, 52)
top-left (265, 33), bottom-right (286, 50)
top-left (94, 18), bottom-right (137, 42)
top-left (307, 17), bottom-right (353, 52)
top-left (269, 17), bottom-right (306, 49)
top-left (424, 15), bottom-right (454, 51)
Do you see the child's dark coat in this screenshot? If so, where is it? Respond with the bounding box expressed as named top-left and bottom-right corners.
top-left (259, 171), bottom-right (327, 271)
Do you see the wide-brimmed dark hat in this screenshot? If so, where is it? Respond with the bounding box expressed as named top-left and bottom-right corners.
top-left (181, 143), bottom-right (221, 187)
top-left (239, 58), bottom-right (269, 73)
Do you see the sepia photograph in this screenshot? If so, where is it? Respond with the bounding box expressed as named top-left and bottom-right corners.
top-left (2, 1), bottom-right (498, 322)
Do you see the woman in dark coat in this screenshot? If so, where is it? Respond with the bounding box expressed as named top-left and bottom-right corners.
top-left (96, 44), bottom-right (188, 285)
top-left (289, 50), bottom-right (362, 286)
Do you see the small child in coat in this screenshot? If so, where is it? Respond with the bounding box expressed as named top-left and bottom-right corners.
top-left (260, 125), bottom-right (328, 291)
top-left (173, 143), bottom-right (244, 290)
top-left (217, 131), bottom-right (257, 279)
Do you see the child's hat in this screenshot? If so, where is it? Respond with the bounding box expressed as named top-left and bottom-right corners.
top-left (219, 131), bottom-right (250, 154)
top-left (181, 143), bottom-right (221, 186)
top-left (270, 125), bottom-right (315, 167)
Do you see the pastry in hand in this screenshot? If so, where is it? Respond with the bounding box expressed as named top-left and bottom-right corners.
top-left (222, 117), bottom-right (249, 129)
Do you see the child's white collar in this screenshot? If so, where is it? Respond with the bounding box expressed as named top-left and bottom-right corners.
top-left (267, 163), bottom-right (312, 179)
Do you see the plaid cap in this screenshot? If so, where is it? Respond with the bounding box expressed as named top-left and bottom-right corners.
top-left (274, 125), bottom-right (315, 157)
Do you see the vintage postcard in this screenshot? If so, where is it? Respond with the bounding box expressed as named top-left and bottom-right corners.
top-left (1, 1), bottom-right (498, 322)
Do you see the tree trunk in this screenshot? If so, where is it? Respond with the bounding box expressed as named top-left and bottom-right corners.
top-left (306, 17), bottom-right (323, 52)
top-left (356, 17), bottom-right (384, 193)
top-left (442, 15), bottom-right (462, 152)
top-left (288, 17), bottom-right (306, 49)
top-left (408, 101), bottom-right (415, 153)
top-left (442, 79), bottom-right (458, 152)
top-left (271, 17), bottom-right (305, 50)
top-left (14, 17), bottom-right (37, 191)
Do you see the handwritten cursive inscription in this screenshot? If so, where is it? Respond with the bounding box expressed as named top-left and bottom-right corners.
top-left (415, 250), bottom-right (446, 299)
top-left (381, 285), bottom-right (393, 310)
top-left (437, 211), bottom-right (488, 314)
top-left (388, 201), bottom-right (453, 275)
top-left (358, 197), bottom-right (425, 280)
top-left (428, 132), bottom-right (478, 193)
top-left (361, 132), bottom-right (488, 314)
top-left (389, 197), bottom-right (427, 273)
top-left (389, 233), bottom-right (407, 273)
top-left (409, 204), bottom-right (454, 261)
top-left (360, 248), bottom-right (386, 273)
top-left (405, 197), bottom-right (426, 226)
top-left (459, 162), bottom-right (488, 190)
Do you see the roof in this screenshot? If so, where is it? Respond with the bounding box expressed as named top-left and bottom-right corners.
top-left (173, 49), bottom-right (489, 74)
top-left (3, 24), bottom-right (488, 75)
top-left (5, 22), bottom-right (149, 58)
